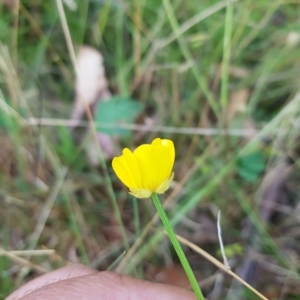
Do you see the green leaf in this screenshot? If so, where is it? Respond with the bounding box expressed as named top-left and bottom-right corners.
top-left (237, 150), bottom-right (265, 182)
top-left (95, 96), bottom-right (144, 136)
top-left (216, 243), bottom-right (243, 258)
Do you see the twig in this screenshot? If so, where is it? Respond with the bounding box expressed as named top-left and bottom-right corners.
top-left (27, 167), bottom-right (68, 250)
top-left (0, 247), bottom-right (48, 274)
top-left (217, 210), bottom-right (230, 270)
top-left (0, 250), bottom-right (55, 256)
top-left (174, 233), bottom-right (269, 300)
top-left (25, 117), bottom-right (258, 137)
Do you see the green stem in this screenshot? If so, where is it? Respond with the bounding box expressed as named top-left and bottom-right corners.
top-left (133, 198), bottom-right (140, 234)
top-left (151, 193), bottom-right (204, 300)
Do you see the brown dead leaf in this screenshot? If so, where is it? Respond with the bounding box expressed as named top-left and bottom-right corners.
top-left (286, 32), bottom-right (300, 47)
top-left (85, 133), bottom-right (120, 164)
top-left (229, 66), bottom-right (250, 78)
top-left (62, 0), bottom-right (77, 11)
top-left (67, 242), bottom-right (80, 263)
top-left (0, 134), bottom-right (14, 176)
top-left (101, 225), bottom-right (123, 243)
top-left (149, 265), bottom-right (191, 288)
top-left (72, 46), bottom-right (111, 120)
top-left (100, 214), bottom-right (125, 243)
top-left (226, 89), bottom-right (257, 140)
top-left (71, 46), bottom-right (118, 161)
top-left (227, 89), bottom-right (249, 121)
top-left (4, 0), bottom-right (17, 10)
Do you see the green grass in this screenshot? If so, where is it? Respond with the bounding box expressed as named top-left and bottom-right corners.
top-left (1, 0), bottom-right (300, 299)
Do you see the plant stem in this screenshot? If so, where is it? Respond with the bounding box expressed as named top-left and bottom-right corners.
top-left (151, 193), bottom-right (204, 300)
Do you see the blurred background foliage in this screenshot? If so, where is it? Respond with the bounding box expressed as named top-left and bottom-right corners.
top-left (1, 0), bottom-right (300, 299)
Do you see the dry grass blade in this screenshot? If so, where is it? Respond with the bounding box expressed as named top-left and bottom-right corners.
top-left (0, 250), bottom-right (55, 256)
top-left (25, 117), bottom-right (258, 137)
top-left (0, 248), bottom-right (48, 274)
top-left (174, 234), bottom-right (269, 300)
top-left (28, 167), bottom-right (68, 250)
top-left (160, 0), bottom-right (238, 48)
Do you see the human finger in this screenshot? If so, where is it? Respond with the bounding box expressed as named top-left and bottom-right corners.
top-left (6, 264), bottom-right (95, 300)
top-left (9, 268), bottom-right (197, 300)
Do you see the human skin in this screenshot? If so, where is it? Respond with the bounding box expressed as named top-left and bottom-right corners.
top-left (6, 264), bottom-right (197, 300)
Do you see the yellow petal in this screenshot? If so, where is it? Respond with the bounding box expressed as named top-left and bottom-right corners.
top-left (156, 172), bottom-right (174, 194)
top-left (151, 138), bottom-right (175, 184)
top-left (129, 188), bottom-right (152, 199)
top-left (151, 138), bottom-right (162, 146)
top-left (161, 139), bottom-right (175, 166)
top-left (132, 144), bottom-right (154, 189)
top-left (151, 138), bottom-right (175, 175)
top-left (112, 138), bottom-right (175, 197)
top-left (134, 141), bottom-right (173, 191)
top-left (112, 148), bottom-right (142, 189)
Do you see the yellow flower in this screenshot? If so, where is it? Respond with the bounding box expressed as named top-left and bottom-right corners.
top-left (112, 138), bottom-right (175, 198)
